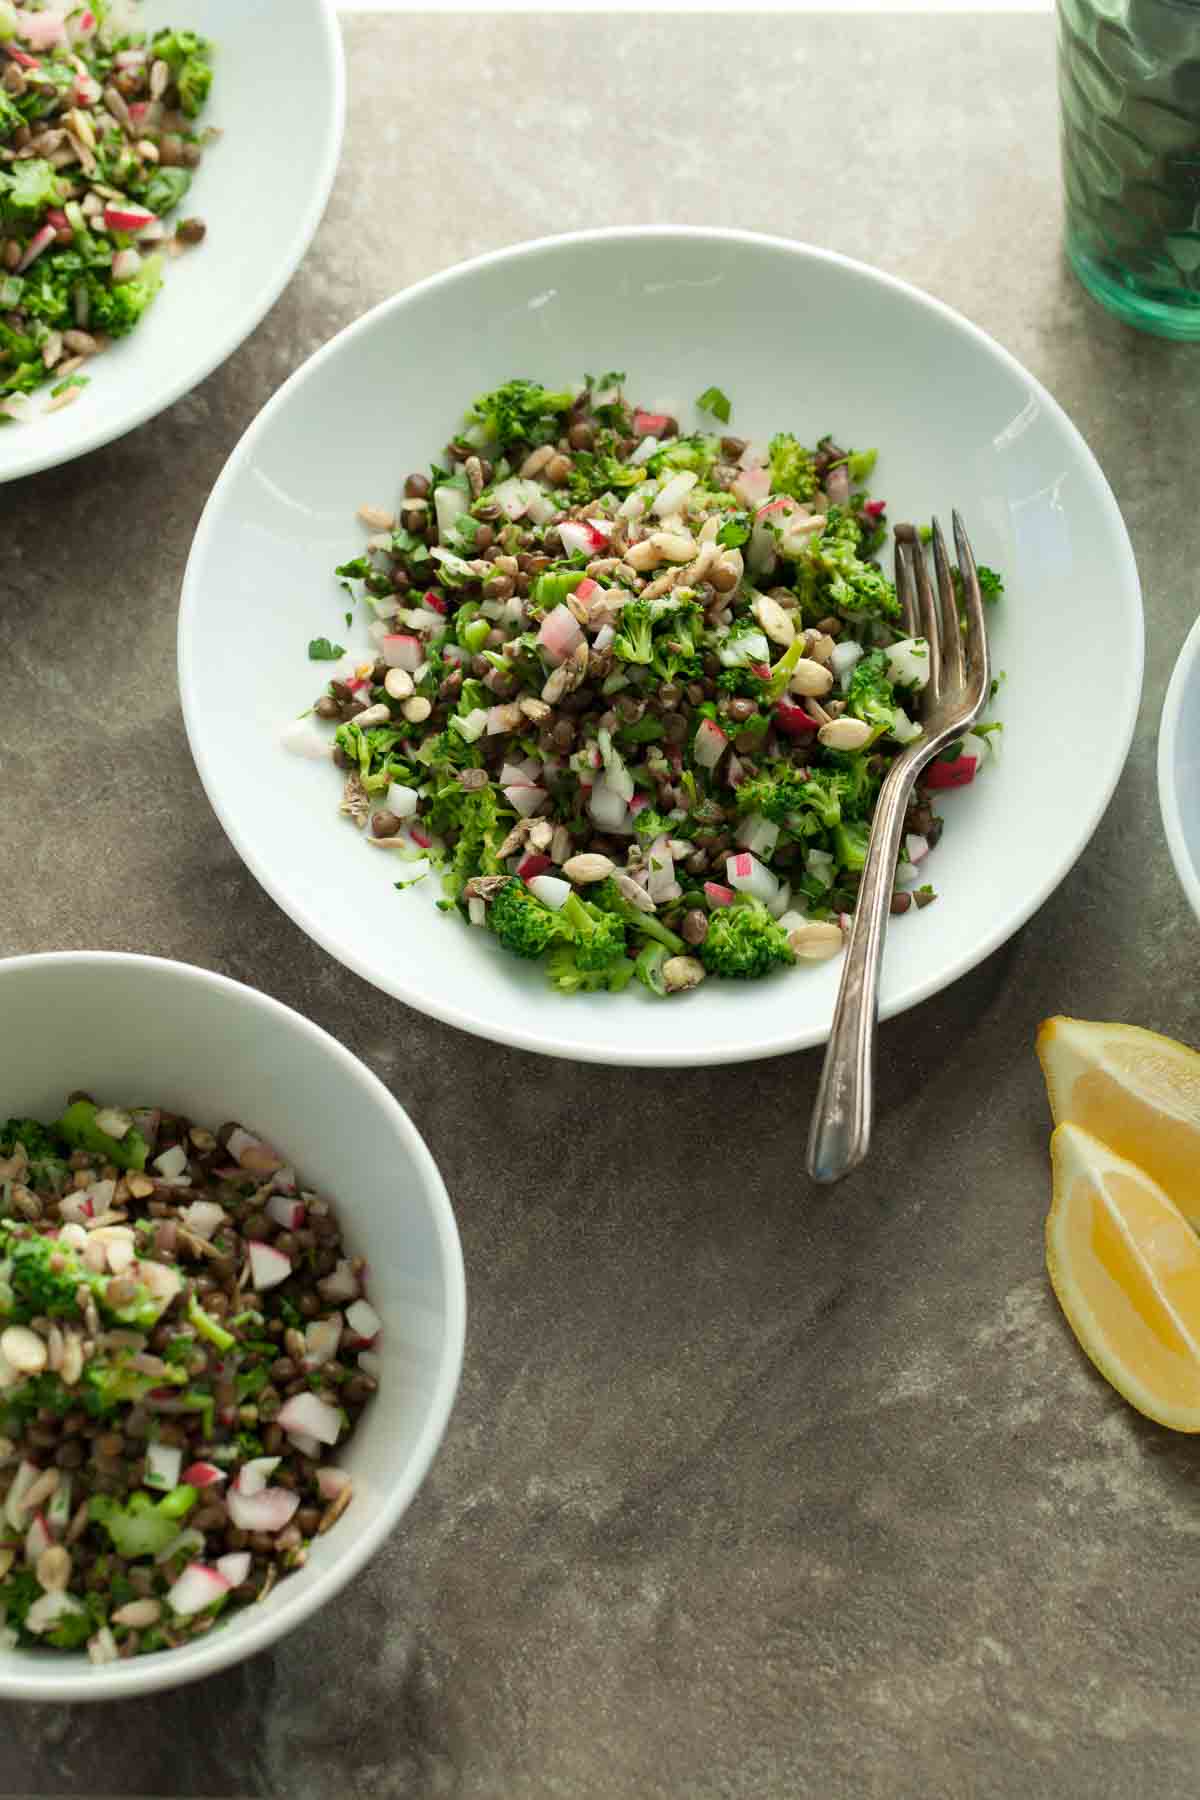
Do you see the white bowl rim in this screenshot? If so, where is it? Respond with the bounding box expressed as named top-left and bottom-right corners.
top-left (0, 949), bottom-right (466, 1702)
top-left (1, 0), bottom-right (346, 486)
top-left (179, 224), bottom-right (1144, 1068)
top-left (1158, 612), bottom-right (1200, 921)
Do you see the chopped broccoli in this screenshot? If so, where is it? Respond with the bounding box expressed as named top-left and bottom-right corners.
top-left (89, 1486), bottom-right (199, 1560)
top-left (558, 892), bottom-right (628, 970)
top-left (3, 1229), bottom-right (163, 1332)
top-left (699, 897), bottom-right (794, 980)
top-left (768, 433), bottom-right (817, 503)
top-left (137, 165), bottom-right (192, 217)
top-left (188, 1292), bottom-right (235, 1353)
top-left (0, 159), bottom-right (62, 228)
top-left (590, 879), bottom-right (685, 953)
top-left (644, 434), bottom-right (720, 479)
top-left (797, 510), bottom-right (901, 626)
top-left (469, 379), bottom-right (573, 451)
top-left (845, 649), bottom-right (897, 738)
top-left (634, 941), bottom-right (670, 996)
top-left (55, 1099), bottom-right (148, 1172)
top-left (613, 597), bottom-right (654, 666)
top-left (832, 818), bottom-right (871, 873)
top-left (85, 254), bottom-right (165, 339)
top-left (151, 29), bottom-right (214, 118)
top-left (487, 878), bottom-right (566, 960)
top-left (0, 1119), bottom-right (68, 1193)
top-left (567, 451), bottom-right (646, 505)
top-left (435, 784), bottom-right (507, 903)
top-left (546, 945), bottom-right (636, 994)
top-left (717, 512), bottom-right (751, 549)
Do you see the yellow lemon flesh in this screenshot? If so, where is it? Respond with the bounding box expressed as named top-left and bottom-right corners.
top-left (1047, 1122), bottom-right (1200, 1432)
top-left (1037, 1016), bottom-right (1200, 1226)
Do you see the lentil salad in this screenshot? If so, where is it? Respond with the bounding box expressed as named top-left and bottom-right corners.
top-left (0, 0), bottom-right (215, 420)
top-left (0, 1100), bottom-right (378, 1664)
top-left (292, 376), bottom-right (1002, 999)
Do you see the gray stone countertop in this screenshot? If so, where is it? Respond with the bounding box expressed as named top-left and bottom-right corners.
top-left (5, 11), bottom-right (1200, 1797)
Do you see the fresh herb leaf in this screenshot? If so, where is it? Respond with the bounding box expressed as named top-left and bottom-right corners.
top-left (696, 385), bottom-right (731, 424)
top-left (308, 637), bottom-right (346, 661)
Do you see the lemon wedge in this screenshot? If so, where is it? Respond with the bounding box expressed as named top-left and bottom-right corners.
top-left (1037, 1016), bottom-right (1200, 1226)
top-left (1047, 1122), bottom-right (1200, 1431)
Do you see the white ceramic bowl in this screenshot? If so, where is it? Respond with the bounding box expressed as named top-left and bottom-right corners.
top-left (1158, 614), bottom-right (1200, 921)
top-left (179, 226), bottom-right (1144, 1068)
top-left (0, 952), bottom-right (465, 1702)
top-left (0, 0), bottom-right (344, 485)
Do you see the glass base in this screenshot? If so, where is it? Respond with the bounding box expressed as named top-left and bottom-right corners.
top-left (1067, 239), bottom-right (1200, 341)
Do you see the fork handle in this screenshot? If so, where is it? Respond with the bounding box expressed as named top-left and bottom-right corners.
top-left (806, 754), bottom-right (921, 1184)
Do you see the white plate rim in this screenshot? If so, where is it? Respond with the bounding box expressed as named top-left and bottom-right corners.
top-left (1158, 612), bottom-right (1200, 921)
top-left (179, 224), bottom-right (1145, 1068)
top-left (1, 0), bottom-right (346, 486)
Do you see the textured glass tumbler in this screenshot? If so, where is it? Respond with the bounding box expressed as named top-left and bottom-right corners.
top-left (1060, 0), bottom-right (1200, 337)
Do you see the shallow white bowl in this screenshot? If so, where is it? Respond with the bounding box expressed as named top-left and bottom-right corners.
top-left (0, 952), bottom-right (465, 1702)
top-left (1158, 614), bottom-right (1200, 921)
top-left (0, 0), bottom-right (344, 484)
top-left (179, 226), bottom-right (1144, 1067)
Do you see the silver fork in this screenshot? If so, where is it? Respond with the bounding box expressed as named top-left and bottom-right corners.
top-left (805, 514), bottom-right (991, 1185)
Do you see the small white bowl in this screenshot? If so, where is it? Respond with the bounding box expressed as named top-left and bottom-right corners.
top-left (1159, 615), bottom-right (1200, 921)
top-left (0, 0), bottom-right (344, 484)
top-left (179, 226), bottom-right (1144, 1067)
top-left (0, 952), bottom-right (465, 1702)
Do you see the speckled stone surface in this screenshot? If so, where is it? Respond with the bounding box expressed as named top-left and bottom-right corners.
top-left (4, 10), bottom-right (1200, 1796)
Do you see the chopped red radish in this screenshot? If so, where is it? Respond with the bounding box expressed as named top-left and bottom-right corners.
top-left (735, 813), bottom-right (781, 859)
top-left (182, 1461), bottom-right (226, 1489)
top-left (248, 1241), bottom-right (292, 1291)
top-left (774, 699), bottom-right (820, 737)
top-left (693, 718), bottom-right (728, 770)
top-left (316, 1467), bottom-right (352, 1501)
top-left (216, 1551), bottom-right (251, 1587)
top-left (863, 499), bottom-right (887, 522)
top-left (491, 477), bottom-right (542, 520)
top-left (15, 226), bottom-right (55, 274)
top-left (24, 1512), bottom-right (51, 1563)
top-left (180, 1200), bottom-right (224, 1241)
top-left (304, 1317), bottom-right (342, 1367)
top-left (381, 633), bottom-right (422, 671)
top-left (516, 852), bottom-right (553, 883)
top-left (628, 792), bottom-right (650, 816)
top-left (286, 1428), bottom-right (321, 1458)
top-left (226, 1484), bottom-right (301, 1532)
top-left (344, 1299), bottom-right (382, 1343)
top-left (265, 1192), bottom-right (304, 1231)
top-left (825, 464), bottom-right (851, 506)
top-left (529, 874), bottom-right (571, 910)
top-left (166, 1562), bottom-right (231, 1618)
top-left (409, 824), bottom-right (433, 849)
top-left (923, 754), bottom-right (977, 790)
top-left (45, 208), bottom-right (68, 231)
top-left (17, 10), bottom-right (66, 47)
top-left (727, 851), bottom-right (780, 905)
top-left (7, 48), bottom-right (40, 68)
top-left (537, 604), bottom-right (584, 667)
top-left (234, 1456), bottom-right (280, 1498)
top-left (905, 832), bottom-right (930, 864)
top-left (145, 1442), bottom-right (182, 1490)
top-left (732, 465), bottom-right (772, 507)
top-left (421, 588), bottom-right (448, 615)
top-left (574, 576), bottom-right (600, 604)
top-left (504, 783), bottom-right (547, 819)
top-left (278, 1392), bottom-right (343, 1446)
top-left (704, 881), bottom-right (736, 908)
top-left (634, 410), bottom-right (671, 437)
top-left (73, 72), bottom-right (101, 105)
top-left (557, 520), bottom-right (610, 557)
top-left (104, 203), bottom-right (156, 234)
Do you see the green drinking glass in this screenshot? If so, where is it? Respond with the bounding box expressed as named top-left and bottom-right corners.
top-left (1060, 0), bottom-right (1200, 338)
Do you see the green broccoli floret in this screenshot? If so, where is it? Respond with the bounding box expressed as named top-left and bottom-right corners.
top-left (699, 897), bottom-right (794, 980)
top-left (735, 765), bottom-right (817, 824)
top-left (430, 783), bottom-right (506, 903)
top-left (559, 892), bottom-right (628, 970)
top-left (89, 1485), bottom-right (198, 1559)
top-left (799, 511), bottom-right (901, 625)
top-left (469, 378), bottom-right (573, 451)
top-left (716, 665), bottom-right (770, 701)
top-left (54, 1099), bottom-right (148, 1171)
top-left (631, 807), bottom-right (675, 842)
top-left (590, 879), bottom-right (685, 953)
top-left (0, 1119), bottom-right (68, 1193)
top-left (488, 878), bottom-right (566, 960)
top-left (546, 945), bottom-right (636, 994)
top-left (137, 165), bottom-right (192, 217)
top-left (845, 649), bottom-right (896, 738)
top-left (0, 1565), bottom-right (97, 1648)
top-left (832, 818), bottom-right (871, 874)
top-left (768, 433), bottom-right (817, 502)
top-left (644, 434), bottom-right (720, 478)
top-left (151, 28), bottom-right (214, 118)
top-left (3, 1229), bottom-right (164, 1332)
top-left (0, 158), bottom-right (63, 228)
top-left (85, 255), bottom-right (165, 340)
top-left (613, 597), bottom-right (654, 665)
top-left (567, 451), bottom-right (646, 505)
top-left (649, 600), bottom-right (704, 683)
top-left (634, 941), bottom-right (670, 996)
top-left (826, 559), bottom-right (900, 624)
